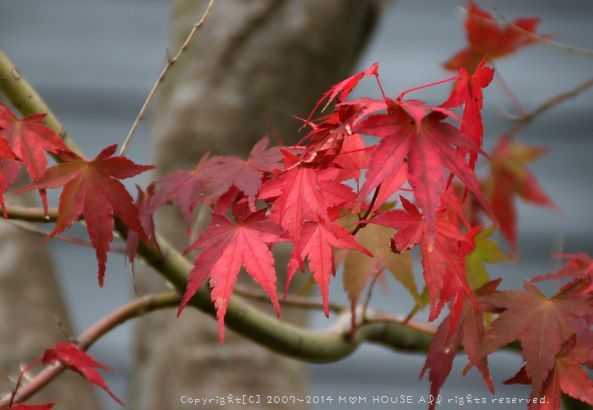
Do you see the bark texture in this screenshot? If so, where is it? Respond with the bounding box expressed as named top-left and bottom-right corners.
top-left (0, 191), bottom-right (100, 409)
top-left (130, 1), bottom-right (382, 409)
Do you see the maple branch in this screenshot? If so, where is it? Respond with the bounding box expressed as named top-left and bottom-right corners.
top-left (7, 220), bottom-right (127, 255)
top-left (397, 75), bottom-right (459, 100)
top-left (480, 0), bottom-right (593, 59)
top-left (509, 75), bottom-right (593, 134)
top-left (0, 292), bottom-right (181, 408)
top-left (0, 50), bottom-right (78, 153)
top-left (118, 0), bottom-right (216, 155)
top-left (3, 205), bottom-right (58, 222)
top-left (234, 284), bottom-right (346, 313)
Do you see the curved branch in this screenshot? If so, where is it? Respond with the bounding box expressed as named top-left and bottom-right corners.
top-left (3, 205), bottom-right (58, 222)
top-left (136, 233), bottom-right (434, 362)
top-left (7, 220), bottom-right (127, 255)
top-left (0, 292), bottom-right (181, 408)
top-left (0, 286), bottom-right (433, 408)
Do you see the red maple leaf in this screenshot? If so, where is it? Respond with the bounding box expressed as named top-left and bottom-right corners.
top-left (259, 151), bottom-right (355, 238)
top-left (475, 281), bottom-right (593, 395)
top-left (178, 210), bottom-right (283, 343)
top-left (484, 135), bottom-right (557, 252)
top-left (505, 336), bottom-right (593, 410)
top-left (308, 62), bottom-right (379, 118)
top-left (0, 103), bottom-right (71, 211)
top-left (9, 404), bottom-right (55, 410)
top-left (369, 197), bottom-right (477, 321)
top-left (197, 136), bottom-right (282, 211)
top-left (356, 98), bottom-right (493, 246)
top-left (421, 280), bottom-right (499, 410)
top-left (333, 132), bottom-right (369, 181)
top-left (0, 136), bottom-right (19, 216)
top-left (532, 252), bottom-right (593, 294)
top-left (287, 217), bottom-right (371, 316)
top-left (40, 342), bottom-right (123, 406)
top-left (442, 60), bottom-right (494, 168)
top-left (299, 104), bottom-right (371, 179)
top-left (0, 136), bottom-right (17, 159)
top-left (150, 153), bottom-right (215, 232)
top-left (444, 1), bottom-right (544, 72)
top-left (18, 145), bottom-right (153, 286)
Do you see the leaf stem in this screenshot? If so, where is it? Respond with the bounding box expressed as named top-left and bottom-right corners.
top-left (397, 75), bottom-right (459, 100)
top-left (7, 220), bottom-right (127, 255)
top-left (352, 184), bottom-right (381, 235)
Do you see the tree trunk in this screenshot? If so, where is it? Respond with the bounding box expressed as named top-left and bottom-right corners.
top-left (129, 1), bottom-right (381, 409)
top-left (0, 190), bottom-right (100, 409)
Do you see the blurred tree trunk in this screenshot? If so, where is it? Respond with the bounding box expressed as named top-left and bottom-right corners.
top-left (0, 190), bottom-right (100, 409)
top-left (129, 1), bottom-right (382, 409)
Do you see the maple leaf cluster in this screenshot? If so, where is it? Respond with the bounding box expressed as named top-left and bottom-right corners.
top-left (418, 3), bottom-right (592, 408)
top-left (1, 1), bottom-right (591, 409)
top-left (135, 55), bottom-right (501, 345)
top-left (0, 102), bottom-right (154, 286)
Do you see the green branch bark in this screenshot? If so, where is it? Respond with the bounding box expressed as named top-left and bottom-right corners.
top-left (136, 233), bottom-right (433, 362)
top-left (0, 49), bottom-right (434, 362)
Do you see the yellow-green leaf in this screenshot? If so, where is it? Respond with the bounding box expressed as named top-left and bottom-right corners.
top-left (466, 226), bottom-right (511, 289)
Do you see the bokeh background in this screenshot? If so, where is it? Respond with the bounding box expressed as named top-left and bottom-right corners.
top-left (1, 0), bottom-right (592, 409)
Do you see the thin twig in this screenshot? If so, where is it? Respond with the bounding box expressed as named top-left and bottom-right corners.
top-left (0, 292), bottom-right (181, 408)
top-left (53, 316), bottom-right (75, 344)
top-left (234, 284), bottom-right (345, 313)
top-left (352, 184), bottom-right (381, 236)
top-left (509, 75), bottom-right (593, 135)
top-left (3, 205), bottom-right (57, 222)
top-left (481, 0), bottom-right (593, 59)
top-left (361, 271), bottom-right (381, 324)
top-left (494, 67), bottom-right (526, 115)
top-left (119, 0), bottom-right (216, 155)
top-left (6, 220), bottom-right (127, 255)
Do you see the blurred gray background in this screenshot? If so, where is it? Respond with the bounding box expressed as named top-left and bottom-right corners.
top-left (1, 0), bottom-right (592, 409)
